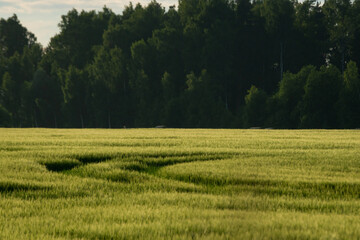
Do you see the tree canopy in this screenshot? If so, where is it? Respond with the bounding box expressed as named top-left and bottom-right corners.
top-left (1, 0), bottom-right (360, 128)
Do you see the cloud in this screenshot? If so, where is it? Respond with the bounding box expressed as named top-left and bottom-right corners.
top-left (0, 0), bottom-right (178, 46)
top-left (0, 0), bottom-right (177, 14)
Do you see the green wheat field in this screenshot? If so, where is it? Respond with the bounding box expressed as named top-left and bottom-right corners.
top-left (1, 128), bottom-right (360, 239)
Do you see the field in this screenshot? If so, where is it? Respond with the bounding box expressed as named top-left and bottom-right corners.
top-left (0, 128), bottom-right (360, 239)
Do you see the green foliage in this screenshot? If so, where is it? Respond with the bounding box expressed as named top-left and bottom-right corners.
top-left (244, 85), bottom-right (268, 127)
top-left (32, 68), bottom-right (62, 127)
top-left (0, 14), bottom-right (36, 57)
top-left (338, 61), bottom-right (360, 128)
top-left (61, 66), bottom-right (88, 128)
top-left (50, 8), bottom-right (113, 68)
top-left (0, 104), bottom-right (11, 126)
top-left (259, 0), bottom-right (295, 39)
top-left (344, 61), bottom-right (360, 91)
top-left (1, 72), bottom-right (16, 125)
top-left (184, 70), bottom-right (230, 128)
top-left (301, 65), bottom-right (342, 128)
top-left (294, 1), bottom-right (328, 68)
top-left (270, 65), bottom-right (315, 128)
top-left (323, 0), bottom-right (353, 72)
top-left (89, 46), bottom-right (128, 128)
top-left (2, 0), bottom-right (360, 128)
top-left (161, 72), bottom-right (175, 101)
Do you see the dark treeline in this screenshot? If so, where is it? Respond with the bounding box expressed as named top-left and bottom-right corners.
top-left (1, 0), bottom-right (360, 128)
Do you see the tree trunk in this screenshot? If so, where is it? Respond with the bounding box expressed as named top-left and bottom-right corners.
top-left (124, 78), bottom-right (126, 96)
top-left (341, 39), bottom-right (345, 73)
top-left (34, 110), bottom-right (38, 128)
top-left (80, 111), bottom-right (84, 128)
top-left (108, 111), bottom-right (111, 129)
top-left (280, 41), bottom-right (284, 81)
top-left (53, 112), bottom-right (57, 128)
top-left (225, 94), bottom-right (228, 111)
top-left (341, 50), bottom-right (345, 74)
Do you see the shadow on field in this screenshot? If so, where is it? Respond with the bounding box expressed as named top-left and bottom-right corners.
top-left (41, 153), bottom-right (231, 185)
top-left (38, 153), bottom-right (360, 200)
top-left (41, 155), bottom-right (112, 172)
top-left (77, 155), bottom-right (113, 164)
top-left (0, 181), bottom-right (51, 193)
top-left (43, 161), bottom-right (81, 172)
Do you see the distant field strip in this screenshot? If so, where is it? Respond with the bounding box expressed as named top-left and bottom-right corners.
top-left (0, 129), bottom-right (360, 239)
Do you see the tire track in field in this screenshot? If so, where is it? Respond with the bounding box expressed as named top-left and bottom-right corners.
top-left (40, 152), bottom-right (234, 184)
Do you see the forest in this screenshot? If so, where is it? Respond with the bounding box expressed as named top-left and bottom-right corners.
top-left (0, 0), bottom-right (360, 129)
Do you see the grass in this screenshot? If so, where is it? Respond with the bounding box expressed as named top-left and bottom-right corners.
top-left (0, 128), bottom-right (360, 239)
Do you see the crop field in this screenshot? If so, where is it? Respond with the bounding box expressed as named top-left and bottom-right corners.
top-left (0, 128), bottom-right (360, 239)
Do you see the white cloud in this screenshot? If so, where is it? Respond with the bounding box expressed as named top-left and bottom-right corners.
top-left (0, 0), bottom-right (178, 46)
top-left (0, 6), bottom-right (20, 14)
top-left (1, 0), bottom-right (177, 14)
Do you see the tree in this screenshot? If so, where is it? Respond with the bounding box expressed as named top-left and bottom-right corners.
top-left (103, 1), bottom-right (164, 56)
top-left (3, 2), bottom-right (360, 129)
top-left (323, 0), bottom-right (353, 72)
top-left (90, 46), bottom-right (128, 128)
top-left (61, 66), bottom-right (88, 128)
top-left (32, 68), bottom-right (62, 127)
top-left (199, 0), bottom-right (237, 112)
top-left (47, 8), bottom-right (113, 69)
top-left (235, 0), bottom-right (252, 26)
top-left (338, 61), bottom-right (360, 128)
top-left (0, 14), bottom-right (37, 58)
top-left (294, 0), bottom-right (328, 69)
top-left (350, 0), bottom-right (360, 65)
top-left (0, 104), bottom-right (10, 127)
top-left (234, 0), bottom-right (269, 99)
top-left (184, 70), bottom-right (231, 127)
top-left (148, 26), bottom-right (184, 94)
top-left (270, 65), bottom-right (315, 128)
top-left (161, 72), bottom-right (184, 127)
top-left (0, 51), bottom-right (6, 85)
top-left (256, 0), bottom-right (295, 81)
top-left (300, 65), bottom-right (342, 128)
top-left (161, 72), bottom-right (176, 102)
top-left (243, 85), bottom-right (268, 128)
top-left (178, 0), bottom-right (204, 74)
top-left (1, 72), bottom-right (15, 126)
top-left (129, 37), bottom-right (165, 126)
top-left (1, 53), bottom-right (25, 126)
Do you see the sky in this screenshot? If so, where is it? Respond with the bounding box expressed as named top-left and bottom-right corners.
top-left (0, 0), bottom-right (322, 48)
top-left (0, 0), bottom-right (178, 47)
